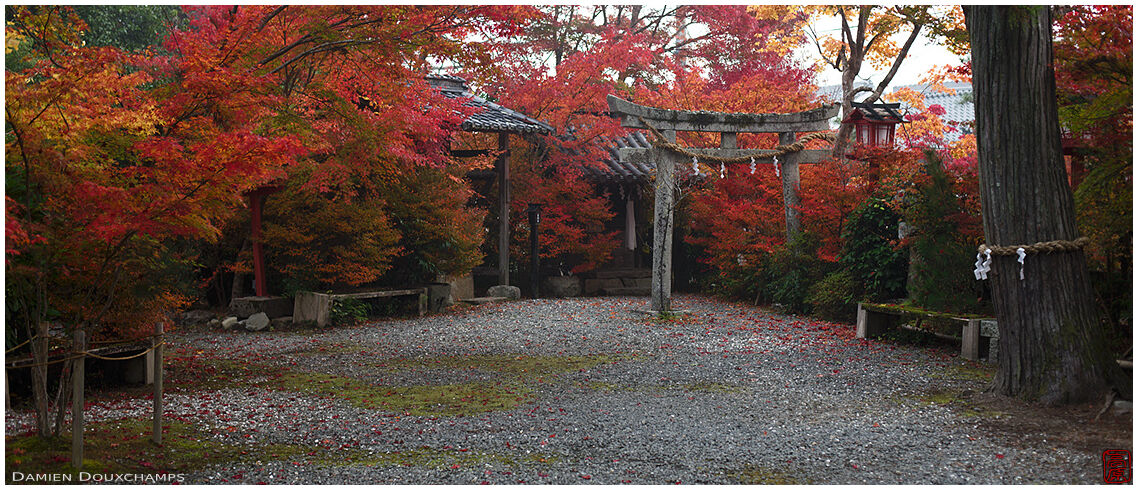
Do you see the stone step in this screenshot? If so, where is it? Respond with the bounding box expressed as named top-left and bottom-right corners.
top-left (460, 297), bottom-right (509, 305)
top-left (602, 287), bottom-right (650, 296)
top-left (592, 268), bottom-right (651, 280)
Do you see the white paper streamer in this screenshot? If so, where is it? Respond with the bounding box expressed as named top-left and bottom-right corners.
top-left (749, 156), bottom-right (756, 175)
top-left (973, 249), bottom-right (992, 280)
top-left (692, 156), bottom-right (699, 173)
top-left (719, 162), bottom-right (726, 179)
top-left (773, 155), bottom-right (780, 178)
top-left (1016, 247), bottom-right (1026, 280)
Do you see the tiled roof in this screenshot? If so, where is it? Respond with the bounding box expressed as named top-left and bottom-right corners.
top-left (576, 131), bottom-right (657, 184)
top-left (849, 102), bottom-right (904, 122)
top-left (892, 82), bottom-right (974, 143)
top-left (426, 75), bottom-right (554, 134)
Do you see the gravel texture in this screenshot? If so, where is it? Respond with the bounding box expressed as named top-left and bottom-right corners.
top-left (5, 295), bottom-right (1103, 484)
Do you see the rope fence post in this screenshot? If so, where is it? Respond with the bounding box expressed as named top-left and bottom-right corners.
top-left (71, 329), bottom-right (85, 469)
top-left (152, 322), bottom-right (163, 445)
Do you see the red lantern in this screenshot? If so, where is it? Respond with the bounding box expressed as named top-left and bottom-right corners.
top-left (843, 102), bottom-right (903, 147)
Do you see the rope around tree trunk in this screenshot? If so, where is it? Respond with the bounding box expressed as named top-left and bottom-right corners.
top-left (979, 237), bottom-right (1091, 256)
top-left (636, 116), bottom-right (835, 164)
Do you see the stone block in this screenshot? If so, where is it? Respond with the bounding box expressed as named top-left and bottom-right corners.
top-left (583, 279), bottom-right (604, 295)
top-left (230, 296), bottom-right (294, 319)
top-left (626, 277), bottom-right (653, 289)
top-left (437, 274), bottom-right (474, 301)
top-left (544, 276), bottom-right (582, 298)
top-left (294, 291), bottom-right (332, 327)
top-left (486, 285), bottom-right (521, 300)
top-left (122, 350), bottom-right (149, 384)
top-left (427, 283), bottom-right (453, 312)
top-left (221, 317), bottom-right (239, 330)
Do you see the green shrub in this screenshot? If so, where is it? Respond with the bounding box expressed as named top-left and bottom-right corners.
top-left (838, 197), bottom-right (907, 301)
top-left (758, 233), bottom-right (832, 314)
top-left (329, 297), bottom-right (369, 326)
top-left (808, 270), bottom-right (860, 323)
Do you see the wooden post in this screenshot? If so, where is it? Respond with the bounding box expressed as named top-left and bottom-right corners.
top-left (650, 129), bottom-right (677, 313)
top-left (527, 204), bottom-right (541, 298)
top-left (496, 133), bottom-right (511, 286)
top-left (152, 322), bottom-right (163, 445)
top-left (71, 329), bottom-right (85, 469)
top-left (779, 131), bottom-right (802, 239)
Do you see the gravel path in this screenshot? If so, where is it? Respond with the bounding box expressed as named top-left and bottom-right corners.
top-left (5, 295), bottom-right (1103, 484)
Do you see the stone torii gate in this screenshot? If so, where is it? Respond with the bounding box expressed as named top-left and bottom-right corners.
top-left (607, 95), bottom-right (839, 312)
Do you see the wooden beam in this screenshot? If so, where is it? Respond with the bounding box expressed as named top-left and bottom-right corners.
top-left (608, 95), bottom-right (838, 133)
top-left (617, 148), bottom-right (833, 165)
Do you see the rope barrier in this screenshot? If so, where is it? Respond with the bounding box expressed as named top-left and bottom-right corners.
top-left (6, 341), bottom-right (165, 368)
top-left (82, 342), bottom-right (165, 361)
top-left (6, 336), bottom-right (36, 354)
top-left (636, 116), bottom-right (835, 164)
top-left (5, 331), bottom-right (160, 357)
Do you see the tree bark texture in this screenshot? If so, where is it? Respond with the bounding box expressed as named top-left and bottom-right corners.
top-left (965, 6), bottom-right (1127, 404)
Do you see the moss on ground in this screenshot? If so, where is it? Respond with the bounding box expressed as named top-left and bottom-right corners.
top-left (585, 380), bottom-right (746, 394)
top-left (731, 465), bottom-right (805, 484)
top-left (272, 371), bottom-right (533, 416)
top-left (935, 362), bottom-right (995, 382)
top-left (168, 352), bottom-right (628, 417)
top-left (5, 419), bottom-right (308, 484)
top-left (6, 417), bottom-right (565, 483)
top-left (377, 353), bottom-right (624, 381)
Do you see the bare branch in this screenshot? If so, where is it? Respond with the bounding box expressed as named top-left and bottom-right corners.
top-left (864, 23), bottom-right (923, 104)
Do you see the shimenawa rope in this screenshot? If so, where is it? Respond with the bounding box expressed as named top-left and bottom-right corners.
top-left (636, 116), bottom-right (834, 164)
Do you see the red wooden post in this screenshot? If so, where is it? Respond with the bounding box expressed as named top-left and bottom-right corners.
top-left (250, 193), bottom-right (268, 297)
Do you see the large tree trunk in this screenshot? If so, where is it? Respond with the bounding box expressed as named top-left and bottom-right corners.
top-left (965, 6), bottom-right (1128, 404)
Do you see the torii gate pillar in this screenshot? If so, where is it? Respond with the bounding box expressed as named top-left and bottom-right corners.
top-left (649, 132), bottom-right (677, 312)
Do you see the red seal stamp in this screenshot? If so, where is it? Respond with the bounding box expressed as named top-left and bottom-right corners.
top-left (1103, 449), bottom-right (1131, 484)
